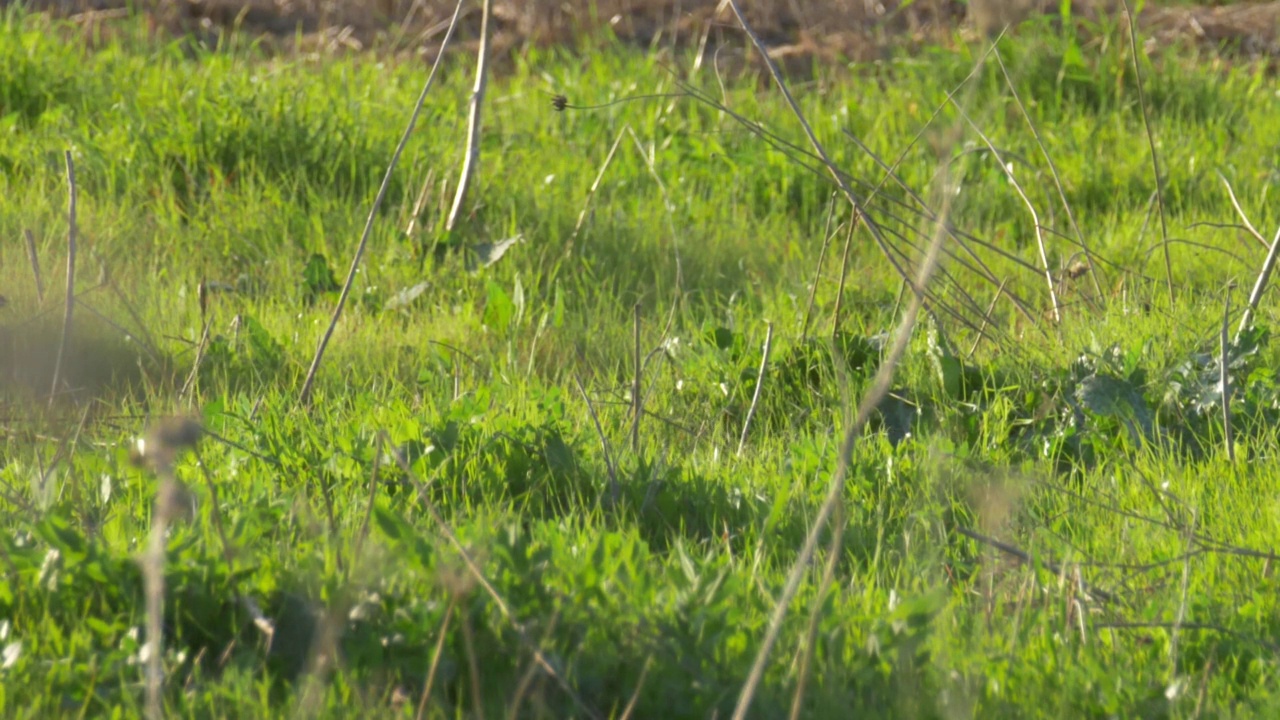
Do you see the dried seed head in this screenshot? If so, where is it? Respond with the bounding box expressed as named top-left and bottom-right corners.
top-left (551, 94), bottom-right (568, 112)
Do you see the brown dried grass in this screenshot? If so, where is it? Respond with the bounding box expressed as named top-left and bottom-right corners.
top-left (30, 0), bottom-right (1280, 66)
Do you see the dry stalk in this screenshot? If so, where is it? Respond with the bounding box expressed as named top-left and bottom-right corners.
top-left (736, 322), bottom-right (774, 457)
top-left (1217, 171), bottom-right (1269, 250)
top-left (444, 0), bottom-right (492, 231)
top-left (298, 0), bottom-right (464, 405)
top-left (49, 151), bottom-right (77, 407)
top-left (1235, 225), bottom-right (1280, 343)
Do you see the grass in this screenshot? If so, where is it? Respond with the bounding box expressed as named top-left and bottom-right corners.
top-left (4, 5), bottom-right (1280, 718)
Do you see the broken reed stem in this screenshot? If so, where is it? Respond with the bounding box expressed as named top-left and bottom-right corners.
top-left (631, 302), bottom-right (642, 455)
top-left (444, 0), bottom-right (492, 231)
top-left (1121, 0), bottom-right (1173, 304)
top-left (1235, 224), bottom-right (1280, 344)
top-left (49, 151), bottom-right (77, 407)
top-left (736, 322), bottom-right (774, 457)
top-left (298, 0), bottom-right (464, 405)
top-left (24, 229), bottom-right (44, 306)
top-left (1221, 289), bottom-right (1234, 462)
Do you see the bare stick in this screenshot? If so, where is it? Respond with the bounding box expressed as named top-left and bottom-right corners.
top-left (1221, 289), bottom-right (1234, 462)
top-left (736, 322), bottom-right (774, 457)
top-left (995, 49), bottom-right (1104, 299)
top-left (24, 229), bottom-right (44, 306)
top-left (49, 152), bottom-right (77, 407)
top-left (568, 126), bottom-right (628, 252)
top-left (1217, 171), bottom-right (1269, 250)
top-left (731, 183), bottom-right (950, 720)
top-left (299, 0), bottom-right (465, 405)
top-left (955, 526), bottom-right (1117, 604)
top-left (1235, 225), bottom-right (1280, 343)
top-left (1121, 0), bottom-right (1173, 304)
top-left (631, 302), bottom-right (642, 455)
top-left (951, 104), bottom-right (1061, 323)
top-left (800, 194), bottom-right (839, 339)
top-left (574, 375), bottom-right (620, 506)
top-left (444, 0), bottom-right (492, 231)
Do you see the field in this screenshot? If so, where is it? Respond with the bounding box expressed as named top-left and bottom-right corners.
top-left (5, 1), bottom-right (1280, 718)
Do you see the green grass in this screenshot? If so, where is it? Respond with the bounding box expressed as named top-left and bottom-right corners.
top-left (4, 6), bottom-right (1280, 718)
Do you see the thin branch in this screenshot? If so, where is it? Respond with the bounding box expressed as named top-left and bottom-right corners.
top-left (955, 526), bottom-right (1117, 604)
top-left (1217, 171), bottom-right (1269, 250)
top-left (1235, 225), bottom-right (1280, 343)
top-left (445, 0), bottom-right (492, 231)
top-left (736, 322), bottom-right (774, 457)
top-left (298, 0), bottom-right (465, 405)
